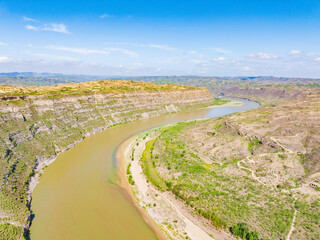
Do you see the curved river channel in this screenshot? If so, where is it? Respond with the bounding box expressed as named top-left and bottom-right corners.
top-left (30, 99), bottom-right (259, 240)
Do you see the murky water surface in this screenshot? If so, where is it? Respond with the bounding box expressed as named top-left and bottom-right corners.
top-left (30, 100), bottom-right (259, 240)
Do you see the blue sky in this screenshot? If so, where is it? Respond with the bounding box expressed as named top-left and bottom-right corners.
top-left (0, 0), bottom-right (320, 77)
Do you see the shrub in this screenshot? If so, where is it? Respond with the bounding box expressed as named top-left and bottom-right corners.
top-left (246, 231), bottom-right (259, 240)
top-left (231, 222), bottom-right (261, 240)
top-left (231, 222), bottom-right (249, 239)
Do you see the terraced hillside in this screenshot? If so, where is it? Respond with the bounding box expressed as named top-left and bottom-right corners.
top-left (142, 89), bottom-right (320, 240)
top-left (0, 80), bottom-right (215, 239)
top-left (212, 85), bottom-right (312, 106)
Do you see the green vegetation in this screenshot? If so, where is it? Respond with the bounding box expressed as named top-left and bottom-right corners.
top-left (292, 199), bottom-right (320, 239)
top-left (0, 223), bottom-right (21, 239)
top-left (0, 73), bottom-right (104, 86)
top-left (213, 97), bottom-right (230, 105)
top-left (231, 222), bottom-right (260, 240)
top-left (248, 138), bottom-right (261, 153)
top-left (141, 119), bottom-right (306, 239)
top-left (140, 139), bottom-right (168, 191)
top-left (0, 80), bottom-right (198, 99)
top-left (137, 89), bottom-right (320, 239)
top-left (126, 163), bottom-right (135, 185)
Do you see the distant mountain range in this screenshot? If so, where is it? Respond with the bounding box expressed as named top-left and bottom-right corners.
top-left (0, 72), bottom-right (319, 87)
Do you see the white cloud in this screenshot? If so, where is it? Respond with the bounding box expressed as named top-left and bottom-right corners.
top-left (103, 42), bottom-right (177, 51)
top-left (308, 52), bottom-right (320, 57)
top-left (130, 62), bottom-right (143, 66)
top-left (100, 14), bottom-right (110, 19)
top-left (43, 23), bottom-right (69, 34)
top-left (104, 41), bottom-right (130, 45)
top-left (1, 55), bottom-right (320, 77)
top-left (187, 50), bottom-right (198, 55)
top-left (26, 25), bottom-right (39, 31)
top-left (25, 23), bottom-right (69, 34)
top-left (212, 57), bottom-right (228, 62)
top-left (288, 50), bottom-right (301, 55)
top-left (241, 66), bottom-right (251, 71)
top-left (23, 16), bottom-right (37, 22)
top-left (246, 52), bottom-right (278, 60)
top-left (30, 53), bottom-right (79, 62)
top-left (104, 48), bottom-right (139, 58)
top-left (0, 58), bottom-right (168, 76)
top-left (0, 42), bottom-right (5, 46)
top-left (144, 44), bottom-right (177, 51)
top-left (210, 47), bottom-right (232, 54)
top-left (45, 45), bottom-right (110, 55)
top-left (0, 56), bottom-right (12, 63)
top-left (192, 58), bottom-right (208, 65)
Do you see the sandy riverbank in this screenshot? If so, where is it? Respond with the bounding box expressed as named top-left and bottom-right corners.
top-left (117, 127), bottom-right (236, 240)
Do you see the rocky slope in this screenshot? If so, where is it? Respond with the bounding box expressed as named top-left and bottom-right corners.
top-left (0, 80), bottom-right (215, 239)
top-left (140, 88), bottom-right (320, 240)
top-left (209, 85), bottom-right (310, 106)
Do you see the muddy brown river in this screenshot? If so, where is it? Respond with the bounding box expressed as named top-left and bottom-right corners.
top-left (30, 100), bottom-right (259, 240)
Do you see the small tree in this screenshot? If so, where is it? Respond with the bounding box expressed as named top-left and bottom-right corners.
top-left (246, 231), bottom-right (259, 240)
top-left (231, 222), bottom-right (249, 239)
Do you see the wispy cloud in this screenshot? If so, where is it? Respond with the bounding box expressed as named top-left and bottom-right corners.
top-left (25, 23), bottom-right (69, 34)
top-left (43, 23), bottom-right (69, 34)
top-left (210, 47), bottom-right (232, 54)
top-left (23, 16), bottom-right (37, 22)
top-left (104, 42), bottom-right (177, 51)
top-left (45, 45), bottom-right (110, 55)
top-left (241, 66), bottom-right (252, 71)
top-left (100, 13), bottom-right (110, 19)
top-left (0, 56), bottom-right (12, 63)
top-left (30, 53), bottom-right (79, 62)
top-left (212, 57), bottom-right (228, 62)
top-left (0, 42), bottom-right (5, 46)
top-left (104, 48), bottom-right (139, 58)
top-left (26, 25), bottom-right (39, 31)
top-left (288, 50), bottom-right (301, 55)
top-left (144, 44), bottom-right (177, 51)
top-left (307, 52), bottom-right (320, 57)
top-left (246, 52), bottom-right (279, 60)
top-left (187, 50), bottom-right (198, 55)
top-left (0, 58), bottom-right (169, 76)
top-left (104, 41), bottom-right (131, 45)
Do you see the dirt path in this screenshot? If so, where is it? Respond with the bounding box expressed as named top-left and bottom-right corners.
top-left (286, 199), bottom-right (297, 240)
top-left (237, 156), bottom-right (299, 240)
top-left (269, 137), bottom-right (294, 153)
top-left (0, 212), bottom-right (22, 227)
top-left (237, 157), bottom-right (265, 185)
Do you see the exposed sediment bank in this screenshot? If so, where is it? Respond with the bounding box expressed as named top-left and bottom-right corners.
top-left (119, 132), bottom-right (235, 240)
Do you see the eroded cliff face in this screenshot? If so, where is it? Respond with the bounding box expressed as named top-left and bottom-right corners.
top-left (209, 85), bottom-right (309, 105)
top-left (0, 80), bottom-right (214, 239)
